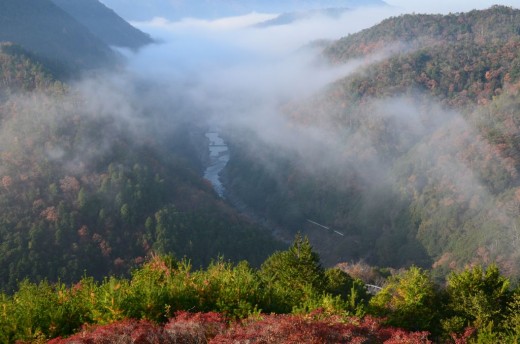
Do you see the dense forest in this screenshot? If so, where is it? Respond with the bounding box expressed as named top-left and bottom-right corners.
top-left (224, 5), bottom-right (520, 279)
top-left (0, 42), bottom-right (283, 293)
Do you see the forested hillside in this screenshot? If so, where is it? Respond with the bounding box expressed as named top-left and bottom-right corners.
top-left (0, 43), bottom-right (56, 95)
top-left (0, 40), bottom-right (283, 293)
top-left (224, 6), bottom-right (520, 277)
top-left (0, 0), bottom-right (118, 77)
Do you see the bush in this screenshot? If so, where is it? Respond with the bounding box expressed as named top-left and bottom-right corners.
top-left (211, 312), bottom-right (432, 343)
top-left (369, 266), bottom-right (441, 333)
top-left (164, 311), bottom-right (227, 343)
top-left (191, 259), bottom-right (263, 318)
top-left (47, 319), bottom-right (167, 344)
top-left (445, 264), bottom-right (511, 333)
top-left (1, 280), bottom-right (89, 341)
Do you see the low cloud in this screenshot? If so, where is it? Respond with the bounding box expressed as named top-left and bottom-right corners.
top-left (123, 6), bottom-right (403, 130)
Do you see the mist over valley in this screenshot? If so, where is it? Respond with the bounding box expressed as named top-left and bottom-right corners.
top-left (120, 2), bottom-right (520, 275)
top-left (1, 1), bottom-right (520, 341)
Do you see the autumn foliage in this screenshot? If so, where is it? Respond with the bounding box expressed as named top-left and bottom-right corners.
top-left (3, 248), bottom-right (520, 343)
top-left (48, 311), bottom-right (432, 344)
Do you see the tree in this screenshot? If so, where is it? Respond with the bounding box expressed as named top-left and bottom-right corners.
top-left (258, 234), bottom-right (326, 313)
top-left (503, 288), bottom-right (520, 340)
top-left (325, 268), bottom-right (369, 313)
top-left (445, 264), bottom-right (511, 333)
top-left (369, 266), bottom-right (441, 333)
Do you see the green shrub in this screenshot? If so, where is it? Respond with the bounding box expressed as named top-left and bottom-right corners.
top-left (446, 264), bottom-right (511, 332)
top-left (369, 266), bottom-right (441, 333)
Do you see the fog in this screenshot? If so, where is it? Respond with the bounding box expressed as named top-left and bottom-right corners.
top-left (114, 1), bottom-right (520, 209)
top-left (120, 6), bottom-right (403, 150)
top-left (4, 1), bottom-right (516, 269)
top-left (99, 0), bottom-right (519, 21)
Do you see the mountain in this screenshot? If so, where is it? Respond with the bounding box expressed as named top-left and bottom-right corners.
top-left (254, 8), bottom-right (352, 28)
top-left (0, 42), bottom-right (57, 101)
top-left (100, 0), bottom-right (387, 21)
top-left (50, 0), bottom-right (153, 50)
top-left (0, 51), bottom-right (284, 293)
top-left (324, 4), bottom-right (520, 63)
top-left (0, 0), bottom-right (117, 76)
top-left (224, 6), bottom-right (520, 276)
top-left (323, 5), bottom-right (520, 106)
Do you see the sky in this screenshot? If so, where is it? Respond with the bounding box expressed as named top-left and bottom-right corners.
top-left (123, 1), bottom-right (520, 55)
top-left (96, 0), bottom-right (520, 21)
top-left (99, 0), bottom-right (520, 23)
top-left (386, 0), bottom-right (519, 14)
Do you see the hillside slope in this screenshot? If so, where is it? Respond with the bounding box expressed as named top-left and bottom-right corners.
top-left (0, 0), bottom-right (117, 76)
top-left (224, 6), bottom-right (520, 276)
top-left (0, 48), bottom-right (283, 293)
top-left (325, 5), bottom-right (520, 62)
top-left (51, 0), bottom-right (153, 49)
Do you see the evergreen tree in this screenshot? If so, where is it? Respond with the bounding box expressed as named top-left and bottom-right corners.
top-left (259, 234), bottom-right (326, 312)
top-left (445, 264), bottom-right (511, 333)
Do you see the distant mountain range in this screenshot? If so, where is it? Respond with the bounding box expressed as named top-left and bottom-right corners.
top-left (254, 7), bottom-right (352, 28)
top-left (0, 0), bottom-right (152, 77)
top-left (99, 0), bottom-right (388, 21)
top-left (50, 0), bottom-right (153, 49)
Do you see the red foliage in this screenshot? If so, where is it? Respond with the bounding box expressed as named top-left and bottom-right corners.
top-left (382, 329), bottom-right (432, 344)
top-left (211, 314), bottom-right (431, 344)
top-left (1, 175), bottom-right (13, 189)
top-left (46, 312), bottom-right (430, 344)
top-left (450, 327), bottom-right (476, 344)
top-left (48, 313), bottom-right (227, 344)
top-left (164, 311), bottom-right (227, 343)
top-left (47, 319), bottom-right (168, 344)
top-left (59, 176), bottom-right (80, 194)
top-left (40, 206), bottom-right (58, 222)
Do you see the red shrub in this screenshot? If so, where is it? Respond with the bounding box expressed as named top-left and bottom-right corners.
top-left (210, 314), bottom-right (431, 344)
top-left (382, 329), bottom-right (432, 344)
top-left (46, 313), bottom-right (430, 344)
top-left (164, 311), bottom-right (227, 343)
top-left (47, 319), bottom-right (168, 344)
top-left (450, 327), bottom-right (476, 344)
top-left (48, 313), bottom-right (227, 344)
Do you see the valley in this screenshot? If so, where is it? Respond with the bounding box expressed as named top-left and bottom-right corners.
top-left (0, 0), bottom-right (520, 342)
top-left (204, 131), bottom-right (229, 198)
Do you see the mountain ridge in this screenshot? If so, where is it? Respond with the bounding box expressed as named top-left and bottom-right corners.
top-left (0, 0), bottom-right (118, 77)
top-left (100, 0), bottom-right (388, 21)
top-left (325, 5), bottom-right (520, 62)
top-left (50, 0), bottom-right (154, 50)
top-left (253, 7), bottom-right (353, 28)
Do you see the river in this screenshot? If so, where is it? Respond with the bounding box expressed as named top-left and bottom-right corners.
top-left (204, 132), bottom-right (229, 198)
